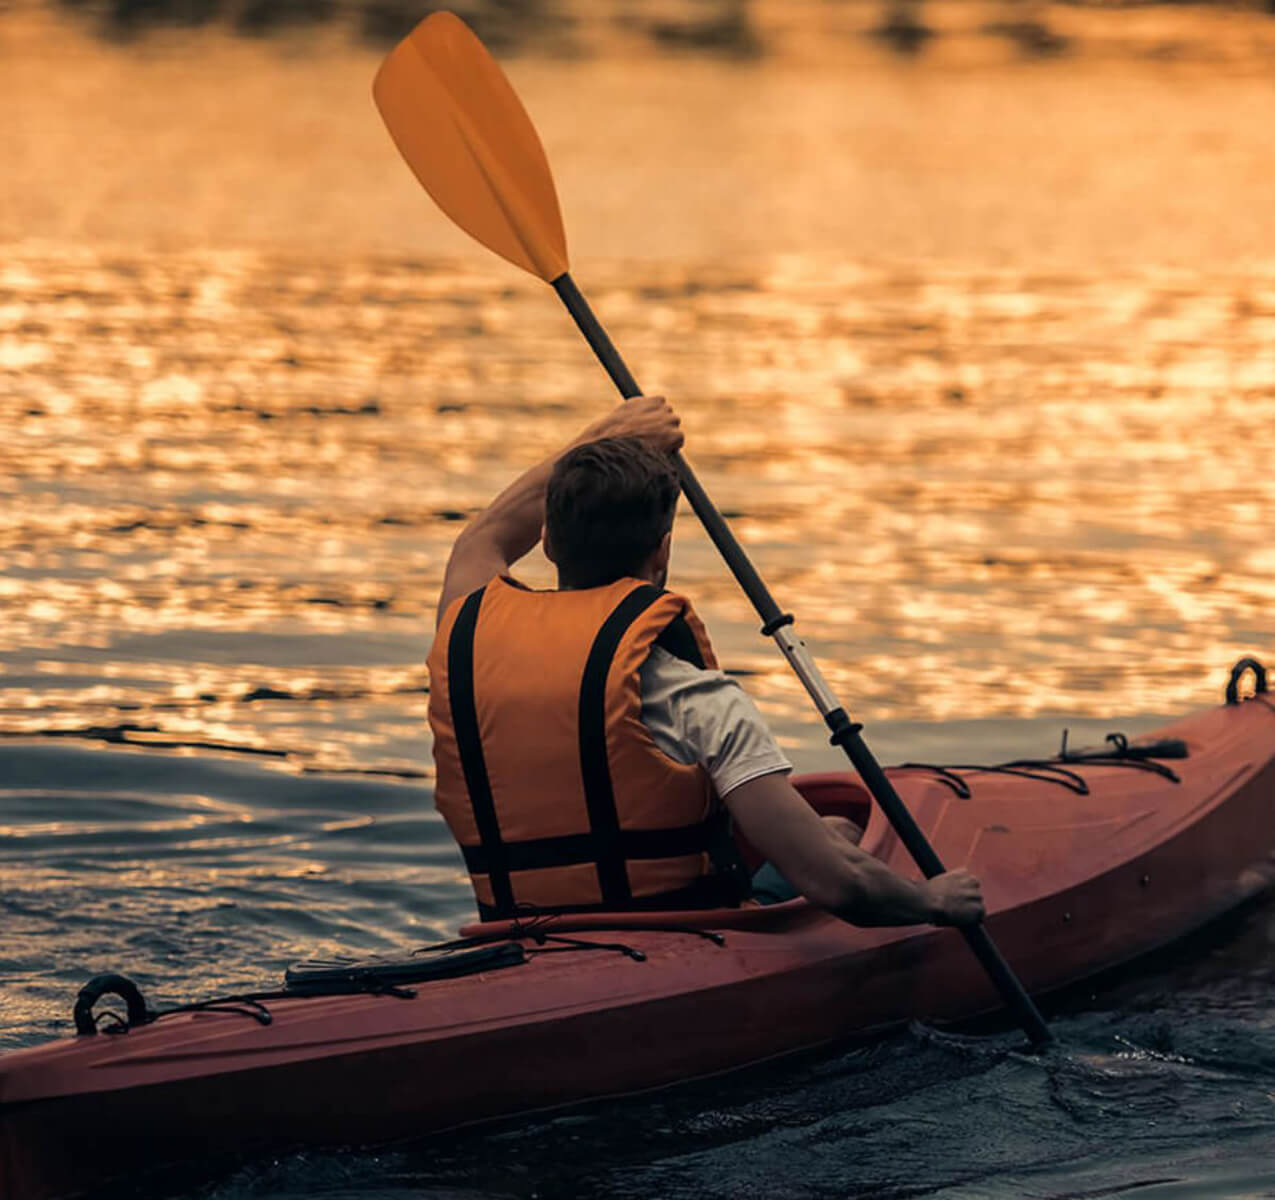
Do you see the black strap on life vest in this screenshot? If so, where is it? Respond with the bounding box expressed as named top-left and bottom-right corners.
top-left (459, 813), bottom-right (728, 876)
top-left (446, 586), bottom-right (515, 916)
top-left (449, 583), bottom-right (749, 920)
top-left (473, 864), bottom-right (742, 922)
top-left (654, 613), bottom-right (706, 668)
top-left (577, 584), bottom-right (666, 906)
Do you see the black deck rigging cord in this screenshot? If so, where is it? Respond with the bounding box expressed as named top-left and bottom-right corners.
top-left (72, 920), bottom-right (729, 1035)
top-left (897, 728), bottom-right (1188, 798)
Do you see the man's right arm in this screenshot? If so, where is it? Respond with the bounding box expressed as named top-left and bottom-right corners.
top-left (724, 772), bottom-right (985, 927)
top-left (434, 395), bottom-right (683, 628)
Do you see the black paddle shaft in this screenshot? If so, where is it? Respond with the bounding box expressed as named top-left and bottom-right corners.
top-left (551, 271), bottom-right (1051, 1048)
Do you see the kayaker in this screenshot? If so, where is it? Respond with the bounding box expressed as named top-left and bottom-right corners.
top-left (428, 395), bottom-right (984, 929)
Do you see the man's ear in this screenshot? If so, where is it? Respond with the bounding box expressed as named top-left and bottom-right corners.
top-left (651, 529), bottom-right (672, 576)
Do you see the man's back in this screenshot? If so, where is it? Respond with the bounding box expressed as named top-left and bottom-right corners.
top-left (427, 396), bottom-right (985, 931)
top-left (429, 575), bottom-right (750, 919)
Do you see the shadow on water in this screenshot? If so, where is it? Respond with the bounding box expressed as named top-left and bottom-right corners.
top-left (50, 0), bottom-right (1275, 62)
top-left (43, 0), bottom-right (1145, 61)
top-left (48, 0), bottom-right (762, 56)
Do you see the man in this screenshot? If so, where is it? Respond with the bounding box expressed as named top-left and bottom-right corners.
top-left (428, 395), bottom-right (984, 928)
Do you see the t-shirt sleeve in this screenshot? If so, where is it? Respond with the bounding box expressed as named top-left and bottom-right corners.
top-left (639, 647), bottom-right (792, 798)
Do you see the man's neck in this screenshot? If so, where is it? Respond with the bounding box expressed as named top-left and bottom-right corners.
top-left (555, 572), bottom-right (660, 592)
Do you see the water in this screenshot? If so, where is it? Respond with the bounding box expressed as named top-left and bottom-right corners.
top-left (3, 2), bottom-right (1275, 1196)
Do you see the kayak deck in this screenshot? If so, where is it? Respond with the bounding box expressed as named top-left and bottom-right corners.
top-left (2, 693), bottom-right (1274, 1200)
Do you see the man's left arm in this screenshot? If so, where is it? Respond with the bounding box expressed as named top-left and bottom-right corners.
top-left (436, 395), bottom-right (684, 626)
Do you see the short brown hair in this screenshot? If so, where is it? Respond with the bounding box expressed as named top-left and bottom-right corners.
top-left (545, 437), bottom-right (678, 588)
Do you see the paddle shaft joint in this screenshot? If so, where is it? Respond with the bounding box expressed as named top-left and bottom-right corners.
top-left (551, 271), bottom-right (1051, 1047)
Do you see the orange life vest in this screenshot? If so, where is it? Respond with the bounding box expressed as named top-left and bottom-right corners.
top-left (428, 575), bottom-right (750, 919)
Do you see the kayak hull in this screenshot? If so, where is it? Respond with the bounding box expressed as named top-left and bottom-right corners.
top-left (3, 695), bottom-right (1274, 1199)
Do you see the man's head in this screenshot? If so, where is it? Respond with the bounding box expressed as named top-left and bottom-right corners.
top-left (544, 436), bottom-right (678, 589)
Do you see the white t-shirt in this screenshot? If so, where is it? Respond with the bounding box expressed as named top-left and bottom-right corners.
top-left (638, 645), bottom-right (792, 798)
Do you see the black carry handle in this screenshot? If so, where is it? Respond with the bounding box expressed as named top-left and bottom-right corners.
top-left (74, 973), bottom-right (151, 1036)
top-left (551, 272), bottom-right (1051, 1048)
top-left (1226, 658), bottom-right (1268, 706)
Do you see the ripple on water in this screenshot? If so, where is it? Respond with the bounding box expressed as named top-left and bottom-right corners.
top-left (0, 743), bottom-right (470, 1050)
top-left (2, 248), bottom-right (1273, 771)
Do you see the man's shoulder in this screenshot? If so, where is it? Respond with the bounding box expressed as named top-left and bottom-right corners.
top-left (639, 647), bottom-right (791, 792)
top-left (639, 645), bottom-right (758, 726)
top-left (641, 643), bottom-right (732, 690)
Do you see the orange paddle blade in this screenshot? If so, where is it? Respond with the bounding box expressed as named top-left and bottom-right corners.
top-left (373, 11), bottom-right (569, 282)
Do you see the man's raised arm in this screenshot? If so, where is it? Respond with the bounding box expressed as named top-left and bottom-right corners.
top-left (435, 395), bottom-right (683, 625)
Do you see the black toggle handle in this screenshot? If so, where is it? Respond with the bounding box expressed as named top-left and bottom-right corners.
top-left (74, 973), bottom-right (151, 1036)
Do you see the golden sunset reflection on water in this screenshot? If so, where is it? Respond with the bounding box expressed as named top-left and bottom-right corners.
top-left (3, 246), bottom-right (1272, 777)
top-left (2, 3), bottom-right (1274, 780)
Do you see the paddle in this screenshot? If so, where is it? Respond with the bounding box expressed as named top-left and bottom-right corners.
top-left (373, 11), bottom-right (1051, 1048)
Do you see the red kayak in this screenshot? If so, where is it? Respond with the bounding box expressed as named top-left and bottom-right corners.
top-left (3, 670), bottom-right (1274, 1200)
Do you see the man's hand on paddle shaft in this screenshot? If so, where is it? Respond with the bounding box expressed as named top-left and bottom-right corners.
top-left (580, 394), bottom-right (684, 456)
top-left (726, 772), bottom-right (986, 928)
top-left (435, 395), bottom-right (681, 626)
top-left (924, 870), bottom-right (985, 927)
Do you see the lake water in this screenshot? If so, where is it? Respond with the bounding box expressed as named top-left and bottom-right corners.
top-left (3, 2), bottom-right (1275, 1196)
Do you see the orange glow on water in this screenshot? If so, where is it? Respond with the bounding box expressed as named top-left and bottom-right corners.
top-left (1, 5), bottom-right (1273, 776)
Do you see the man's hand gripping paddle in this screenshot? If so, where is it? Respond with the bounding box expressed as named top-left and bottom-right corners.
top-left (373, 11), bottom-right (1051, 1048)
